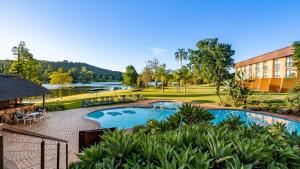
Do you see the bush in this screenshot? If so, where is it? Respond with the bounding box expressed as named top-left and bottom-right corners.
top-left (132, 104), bottom-right (214, 134)
top-left (224, 72), bottom-right (253, 106)
top-left (45, 103), bottom-right (65, 111)
top-left (70, 120), bottom-right (300, 169)
top-left (180, 103), bottom-right (215, 124)
top-left (286, 85), bottom-right (300, 114)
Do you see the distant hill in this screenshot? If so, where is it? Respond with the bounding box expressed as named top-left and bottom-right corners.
top-left (0, 59), bottom-right (122, 82)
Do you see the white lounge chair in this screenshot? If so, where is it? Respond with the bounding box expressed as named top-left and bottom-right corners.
top-left (15, 112), bottom-right (34, 124)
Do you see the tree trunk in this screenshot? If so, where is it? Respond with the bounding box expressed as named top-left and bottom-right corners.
top-left (184, 81), bottom-right (187, 93)
top-left (162, 81), bottom-right (165, 93)
top-left (216, 83), bottom-right (222, 102)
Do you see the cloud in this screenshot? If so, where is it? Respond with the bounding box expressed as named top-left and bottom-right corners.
top-left (148, 47), bottom-right (167, 55)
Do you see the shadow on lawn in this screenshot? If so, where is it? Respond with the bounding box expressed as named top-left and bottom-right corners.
top-left (191, 100), bottom-right (215, 104)
top-left (143, 93), bottom-right (225, 98)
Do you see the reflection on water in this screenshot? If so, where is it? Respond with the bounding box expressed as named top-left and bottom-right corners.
top-left (123, 110), bottom-right (136, 114)
top-left (87, 107), bottom-right (177, 129)
top-left (209, 109), bottom-right (299, 133)
top-left (88, 112), bottom-right (104, 118)
top-left (107, 112), bottom-right (122, 116)
top-left (42, 82), bottom-right (127, 98)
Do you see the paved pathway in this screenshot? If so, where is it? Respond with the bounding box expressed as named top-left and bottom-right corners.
top-left (2, 100), bottom-right (153, 169)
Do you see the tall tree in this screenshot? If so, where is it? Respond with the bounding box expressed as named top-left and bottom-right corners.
top-left (68, 67), bottom-right (79, 83)
top-left (122, 65), bottom-right (138, 86)
top-left (146, 58), bottom-right (160, 86)
top-left (8, 41), bottom-right (41, 83)
top-left (140, 67), bottom-right (153, 87)
top-left (189, 38), bottom-right (235, 101)
top-left (172, 70), bottom-right (182, 93)
top-left (49, 68), bottom-right (73, 98)
top-left (79, 66), bottom-right (93, 83)
top-left (156, 64), bottom-right (167, 92)
top-left (175, 48), bottom-right (188, 67)
top-left (0, 64), bottom-right (8, 74)
top-left (293, 41), bottom-right (300, 72)
top-left (180, 66), bottom-right (192, 93)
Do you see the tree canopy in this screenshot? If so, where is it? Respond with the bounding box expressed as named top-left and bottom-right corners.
top-left (8, 41), bottom-right (41, 83)
top-left (49, 68), bottom-right (73, 88)
top-left (189, 38), bottom-right (235, 101)
top-left (174, 48), bottom-right (188, 67)
top-left (156, 64), bottom-right (168, 92)
top-left (293, 41), bottom-right (300, 70)
top-left (122, 65), bottom-right (138, 86)
top-left (140, 67), bottom-right (153, 87)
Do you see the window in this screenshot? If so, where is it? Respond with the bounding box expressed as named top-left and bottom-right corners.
top-left (286, 56), bottom-right (293, 67)
top-left (255, 63), bottom-right (260, 71)
top-left (274, 70), bottom-right (280, 78)
top-left (263, 71), bottom-right (268, 78)
top-left (286, 69), bottom-right (294, 78)
top-left (263, 62), bottom-right (268, 70)
top-left (256, 71), bottom-right (260, 78)
top-left (274, 59), bottom-right (280, 70)
top-left (248, 65), bottom-right (252, 79)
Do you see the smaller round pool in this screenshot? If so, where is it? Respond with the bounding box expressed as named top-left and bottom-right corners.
top-left (151, 101), bottom-right (182, 109)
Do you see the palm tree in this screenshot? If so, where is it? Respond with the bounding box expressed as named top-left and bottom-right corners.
top-left (180, 66), bottom-right (192, 93)
top-left (174, 48), bottom-right (188, 67)
top-left (172, 70), bottom-right (182, 93)
top-left (156, 64), bottom-right (167, 92)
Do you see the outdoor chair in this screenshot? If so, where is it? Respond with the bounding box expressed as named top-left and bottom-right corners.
top-left (38, 108), bottom-right (47, 120)
top-left (15, 112), bottom-right (34, 125)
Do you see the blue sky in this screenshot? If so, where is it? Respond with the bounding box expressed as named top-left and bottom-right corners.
top-left (0, 0), bottom-right (299, 72)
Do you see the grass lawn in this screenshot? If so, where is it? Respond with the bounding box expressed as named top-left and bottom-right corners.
top-left (40, 84), bottom-right (288, 110)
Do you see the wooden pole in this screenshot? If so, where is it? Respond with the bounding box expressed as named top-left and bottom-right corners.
top-left (0, 134), bottom-right (3, 169)
top-left (57, 142), bottom-right (60, 169)
top-left (66, 143), bottom-right (68, 169)
top-left (42, 95), bottom-right (45, 109)
top-left (41, 140), bottom-right (45, 169)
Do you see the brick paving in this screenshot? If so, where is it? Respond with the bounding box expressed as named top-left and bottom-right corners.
top-left (2, 100), bottom-right (153, 169)
top-left (2, 100), bottom-right (300, 169)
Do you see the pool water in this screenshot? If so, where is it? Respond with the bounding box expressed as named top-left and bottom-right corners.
top-left (87, 107), bottom-right (177, 129)
top-left (209, 109), bottom-right (300, 133)
top-left (86, 102), bottom-right (300, 133)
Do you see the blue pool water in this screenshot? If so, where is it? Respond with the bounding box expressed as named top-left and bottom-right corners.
top-left (86, 102), bottom-right (300, 133)
top-left (209, 109), bottom-right (300, 133)
top-left (87, 107), bottom-right (177, 129)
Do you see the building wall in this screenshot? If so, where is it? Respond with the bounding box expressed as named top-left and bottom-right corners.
top-left (234, 46), bottom-right (298, 92)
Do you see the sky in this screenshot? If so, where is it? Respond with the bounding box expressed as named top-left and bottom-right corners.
top-left (0, 0), bottom-right (299, 72)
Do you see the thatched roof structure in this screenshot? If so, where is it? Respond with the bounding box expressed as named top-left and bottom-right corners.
top-left (0, 74), bottom-right (51, 101)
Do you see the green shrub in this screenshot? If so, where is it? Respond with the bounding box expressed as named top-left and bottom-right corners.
top-left (70, 121), bottom-right (300, 169)
top-left (218, 116), bottom-right (245, 130)
top-left (179, 103), bottom-right (215, 125)
top-left (133, 104), bottom-right (214, 134)
top-left (224, 72), bottom-right (254, 106)
top-left (286, 85), bottom-right (300, 114)
top-left (45, 103), bottom-right (65, 111)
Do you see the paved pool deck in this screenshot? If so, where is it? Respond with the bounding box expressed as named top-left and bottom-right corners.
top-left (3, 100), bottom-right (300, 168)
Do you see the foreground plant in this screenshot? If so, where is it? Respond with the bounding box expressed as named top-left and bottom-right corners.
top-left (71, 116), bottom-right (300, 169)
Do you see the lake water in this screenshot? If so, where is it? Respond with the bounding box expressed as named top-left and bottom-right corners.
top-left (42, 82), bottom-right (128, 98)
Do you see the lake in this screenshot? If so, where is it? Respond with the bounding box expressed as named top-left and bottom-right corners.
top-left (42, 82), bottom-right (129, 98)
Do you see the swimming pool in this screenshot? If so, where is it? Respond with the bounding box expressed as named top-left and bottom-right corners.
top-left (86, 103), bottom-right (300, 133)
top-left (209, 109), bottom-right (300, 133)
top-left (87, 107), bottom-right (178, 129)
top-left (151, 101), bottom-right (182, 109)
